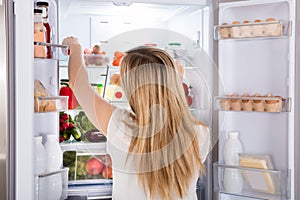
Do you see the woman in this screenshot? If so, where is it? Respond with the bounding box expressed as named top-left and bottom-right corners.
top-left (63, 37), bottom-right (210, 200)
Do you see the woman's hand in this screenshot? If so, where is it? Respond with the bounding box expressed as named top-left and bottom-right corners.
top-left (62, 36), bottom-right (81, 55)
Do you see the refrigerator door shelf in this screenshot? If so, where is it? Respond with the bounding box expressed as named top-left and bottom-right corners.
top-left (214, 96), bottom-right (291, 113)
top-left (35, 167), bottom-right (69, 200)
top-left (214, 20), bottom-right (291, 41)
top-left (213, 162), bottom-right (290, 200)
top-left (34, 42), bottom-right (69, 61)
top-left (35, 96), bottom-right (69, 113)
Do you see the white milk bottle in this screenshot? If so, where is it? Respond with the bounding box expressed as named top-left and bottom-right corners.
top-left (34, 136), bottom-right (47, 174)
top-left (44, 134), bottom-right (63, 200)
top-left (223, 131), bottom-right (243, 194)
top-left (34, 136), bottom-right (47, 200)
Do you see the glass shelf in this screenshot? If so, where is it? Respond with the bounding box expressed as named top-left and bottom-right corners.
top-left (214, 96), bottom-right (291, 112)
top-left (213, 163), bottom-right (290, 200)
top-left (35, 167), bottom-right (69, 200)
top-left (35, 96), bottom-right (69, 113)
top-left (60, 141), bottom-right (107, 152)
top-left (34, 42), bottom-right (69, 61)
top-left (214, 20), bottom-right (290, 41)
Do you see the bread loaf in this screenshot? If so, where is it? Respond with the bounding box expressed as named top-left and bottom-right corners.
top-left (34, 80), bottom-right (57, 112)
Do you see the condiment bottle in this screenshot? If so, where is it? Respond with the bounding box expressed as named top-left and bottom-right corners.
top-left (34, 9), bottom-right (46, 58)
top-left (36, 1), bottom-right (53, 58)
top-left (223, 131), bottom-right (243, 193)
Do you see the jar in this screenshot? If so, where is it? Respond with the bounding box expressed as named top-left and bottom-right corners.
top-left (97, 83), bottom-right (104, 96)
top-left (36, 1), bottom-right (53, 58)
top-left (34, 8), bottom-right (46, 58)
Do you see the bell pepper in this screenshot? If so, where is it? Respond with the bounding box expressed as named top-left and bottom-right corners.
top-left (59, 80), bottom-right (79, 110)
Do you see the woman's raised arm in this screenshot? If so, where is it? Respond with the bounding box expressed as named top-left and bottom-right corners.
top-left (62, 37), bottom-right (114, 136)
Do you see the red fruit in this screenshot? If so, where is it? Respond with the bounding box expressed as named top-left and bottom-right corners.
top-left (59, 82), bottom-right (79, 110)
top-left (86, 157), bottom-right (104, 176)
top-left (61, 113), bottom-right (69, 121)
top-left (102, 166), bottom-right (113, 179)
top-left (182, 82), bottom-right (189, 96)
top-left (59, 136), bottom-right (64, 143)
top-left (62, 122), bottom-right (69, 130)
top-left (83, 48), bottom-right (92, 54)
top-left (186, 95), bottom-right (193, 107)
top-left (68, 123), bottom-right (75, 128)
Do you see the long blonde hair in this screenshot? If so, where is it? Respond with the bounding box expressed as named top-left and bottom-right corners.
top-left (120, 46), bottom-right (206, 199)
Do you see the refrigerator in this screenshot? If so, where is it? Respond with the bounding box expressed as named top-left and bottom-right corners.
top-left (1, 0), bottom-right (300, 199)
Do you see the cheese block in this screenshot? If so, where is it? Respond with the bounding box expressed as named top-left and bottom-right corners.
top-left (239, 154), bottom-right (276, 194)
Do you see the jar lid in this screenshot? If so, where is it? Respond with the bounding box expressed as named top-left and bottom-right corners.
top-left (36, 1), bottom-right (49, 6)
top-left (34, 9), bottom-right (43, 14)
top-left (97, 83), bottom-right (103, 87)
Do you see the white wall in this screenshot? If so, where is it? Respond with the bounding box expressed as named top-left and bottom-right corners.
top-left (59, 14), bottom-right (91, 49)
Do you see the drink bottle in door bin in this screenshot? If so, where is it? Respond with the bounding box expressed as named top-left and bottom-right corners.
top-left (223, 131), bottom-right (244, 193)
top-left (36, 1), bottom-right (53, 58)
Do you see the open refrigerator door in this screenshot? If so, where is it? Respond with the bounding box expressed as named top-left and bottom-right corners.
top-left (213, 0), bottom-right (295, 199)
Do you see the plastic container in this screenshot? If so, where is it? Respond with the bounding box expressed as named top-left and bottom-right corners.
top-left (223, 131), bottom-right (243, 193)
top-left (97, 83), bottom-right (104, 96)
top-left (44, 134), bottom-right (63, 171)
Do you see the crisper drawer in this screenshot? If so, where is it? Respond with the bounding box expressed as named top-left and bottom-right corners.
top-left (61, 143), bottom-right (113, 185)
top-left (67, 184), bottom-right (112, 200)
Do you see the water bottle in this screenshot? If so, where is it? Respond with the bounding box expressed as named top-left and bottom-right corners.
top-left (34, 136), bottom-right (47, 174)
top-left (44, 135), bottom-right (63, 200)
top-left (34, 136), bottom-right (47, 200)
top-left (44, 134), bottom-right (62, 171)
top-left (223, 131), bottom-right (243, 194)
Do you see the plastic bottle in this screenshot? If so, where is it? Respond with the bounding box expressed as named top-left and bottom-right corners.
top-left (34, 136), bottom-right (47, 174)
top-left (44, 134), bottom-right (63, 171)
top-left (223, 131), bottom-right (243, 193)
top-left (44, 135), bottom-right (63, 200)
top-left (34, 136), bottom-right (47, 200)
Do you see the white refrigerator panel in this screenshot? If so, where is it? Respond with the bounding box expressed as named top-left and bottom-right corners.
top-left (216, 0), bottom-right (295, 199)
